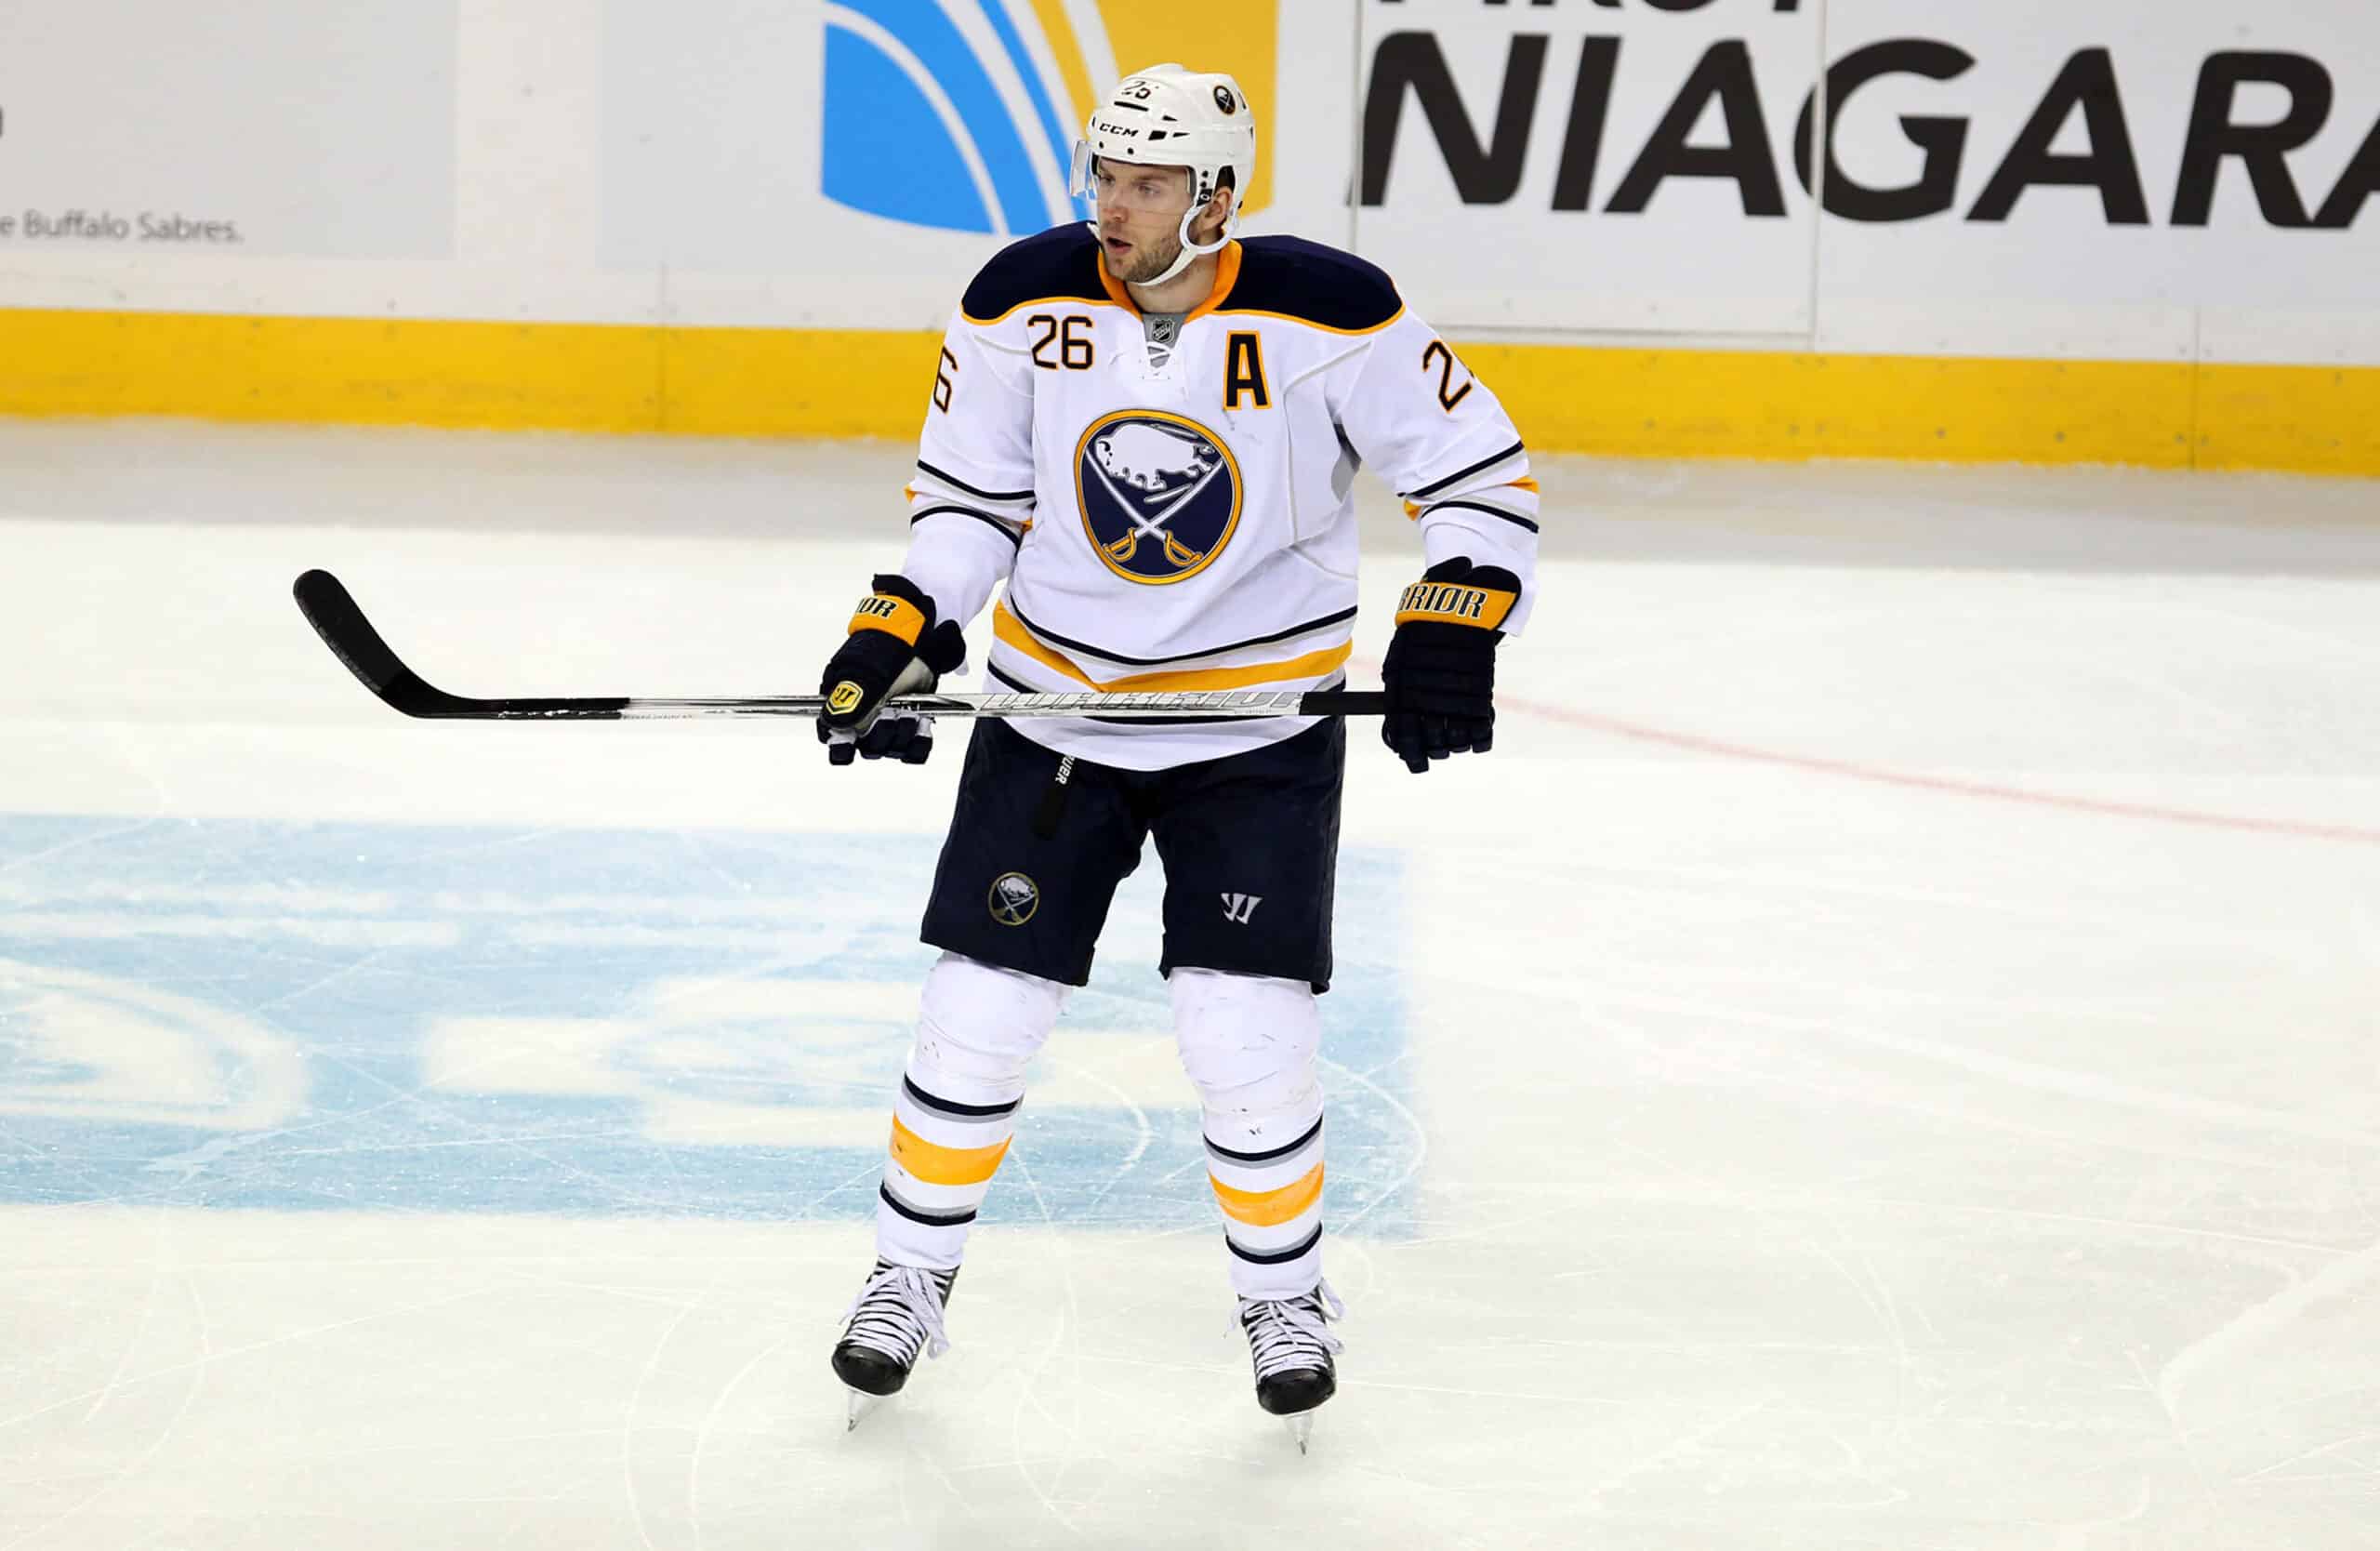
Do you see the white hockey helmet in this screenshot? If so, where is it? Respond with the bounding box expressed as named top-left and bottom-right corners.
top-left (1071, 63), bottom-right (1257, 285)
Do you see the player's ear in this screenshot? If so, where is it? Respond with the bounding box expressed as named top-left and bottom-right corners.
top-left (1196, 175), bottom-right (1234, 237)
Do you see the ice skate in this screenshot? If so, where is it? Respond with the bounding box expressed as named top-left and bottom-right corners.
top-left (1238, 1279), bottom-right (1344, 1453)
top-left (831, 1259), bottom-right (957, 1429)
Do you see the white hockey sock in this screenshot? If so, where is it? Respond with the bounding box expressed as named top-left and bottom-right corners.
top-left (1170, 967), bottom-right (1328, 1300)
top-left (873, 953), bottom-right (1062, 1270)
top-left (875, 1070), bottom-right (1021, 1269)
top-left (1206, 1108), bottom-right (1326, 1299)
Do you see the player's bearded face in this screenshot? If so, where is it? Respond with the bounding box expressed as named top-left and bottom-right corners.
top-left (1093, 162), bottom-right (1210, 283)
top-left (1115, 226), bottom-right (1183, 285)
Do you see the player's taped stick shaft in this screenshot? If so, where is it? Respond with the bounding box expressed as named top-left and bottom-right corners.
top-left (295, 569), bottom-right (1386, 722)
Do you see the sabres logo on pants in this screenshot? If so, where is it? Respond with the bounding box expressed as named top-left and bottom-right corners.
top-left (1074, 411), bottom-right (1243, 584)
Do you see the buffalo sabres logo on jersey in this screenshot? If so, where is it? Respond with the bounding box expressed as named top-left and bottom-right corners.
top-left (1073, 410), bottom-right (1244, 585)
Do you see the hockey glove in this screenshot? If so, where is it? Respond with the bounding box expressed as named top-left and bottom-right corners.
top-left (817, 575), bottom-right (968, 765)
top-left (1381, 558), bottom-right (1520, 775)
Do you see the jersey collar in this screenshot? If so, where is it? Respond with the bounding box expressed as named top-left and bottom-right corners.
top-left (1098, 239), bottom-right (1243, 325)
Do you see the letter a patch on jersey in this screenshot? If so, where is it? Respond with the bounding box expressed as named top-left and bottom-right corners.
top-left (1224, 332), bottom-right (1270, 410)
top-left (1074, 410), bottom-right (1245, 585)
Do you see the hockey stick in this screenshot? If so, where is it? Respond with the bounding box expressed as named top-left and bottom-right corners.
top-left (293, 570), bottom-right (1387, 722)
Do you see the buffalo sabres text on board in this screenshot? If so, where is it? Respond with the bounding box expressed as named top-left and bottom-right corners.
top-left (4, 209), bottom-right (245, 243)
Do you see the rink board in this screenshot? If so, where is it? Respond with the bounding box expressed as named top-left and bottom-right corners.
top-left (4, 308), bottom-right (2379, 475)
top-left (0, 814), bottom-right (1419, 1234)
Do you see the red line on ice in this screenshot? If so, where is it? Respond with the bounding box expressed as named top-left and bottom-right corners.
top-left (1499, 693), bottom-right (2379, 847)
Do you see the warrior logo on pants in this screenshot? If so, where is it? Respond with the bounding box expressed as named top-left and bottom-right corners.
top-left (1074, 411), bottom-right (1244, 585)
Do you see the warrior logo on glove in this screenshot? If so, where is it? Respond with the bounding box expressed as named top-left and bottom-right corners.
top-left (1381, 558), bottom-right (1520, 776)
top-left (815, 574), bottom-right (967, 766)
top-left (1074, 411), bottom-right (1244, 585)
top-left (1395, 577), bottom-right (1517, 630)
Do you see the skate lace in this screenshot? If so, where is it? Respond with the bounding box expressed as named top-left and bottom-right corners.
top-left (839, 1264), bottom-right (953, 1366)
top-left (1239, 1279), bottom-right (1345, 1381)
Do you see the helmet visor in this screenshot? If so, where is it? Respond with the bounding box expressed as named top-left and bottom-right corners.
top-left (1074, 143), bottom-right (1198, 216)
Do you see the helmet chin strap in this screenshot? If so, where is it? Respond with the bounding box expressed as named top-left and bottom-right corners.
top-left (1135, 197), bottom-right (1239, 288)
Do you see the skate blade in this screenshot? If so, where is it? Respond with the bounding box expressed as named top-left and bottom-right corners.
top-left (845, 1389), bottom-right (884, 1432)
top-left (1282, 1412), bottom-right (1315, 1454)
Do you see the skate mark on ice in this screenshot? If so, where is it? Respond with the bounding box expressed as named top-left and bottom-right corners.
top-left (0, 1280), bottom-right (503, 1437)
top-left (1041, 1050), bottom-right (1154, 1218)
top-left (1590, 983), bottom-right (2380, 1153)
top-left (79, 1208), bottom-right (178, 1425)
top-left (622, 1276), bottom-right (716, 1551)
top-left (2236, 1427), bottom-right (2380, 1485)
top-left (2158, 1231), bottom-right (2380, 1418)
top-left (1805, 1231), bottom-right (1916, 1422)
top-left (2127, 1347), bottom-right (2223, 1522)
top-left (0, 1269), bottom-right (212, 1551)
top-left (0, 815), bottom-right (166, 880)
top-left (686, 1331), bottom-right (786, 1551)
top-left (1580, 1397), bottom-right (1771, 1510)
top-left (1317, 1053), bottom-right (1425, 1238)
top-left (1002, 1146), bottom-right (1089, 1538)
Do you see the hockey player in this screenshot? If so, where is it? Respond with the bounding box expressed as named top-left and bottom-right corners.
top-left (818, 64), bottom-right (1539, 1449)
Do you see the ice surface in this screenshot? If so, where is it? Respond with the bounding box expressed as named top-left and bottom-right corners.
top-left (2, 420), bottom-right (2376, 1549)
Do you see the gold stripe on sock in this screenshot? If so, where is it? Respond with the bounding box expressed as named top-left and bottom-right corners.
top-left (891, 1116), bottom-right (1012, 1187)
top-left (1210, 1162), bottom-right (1324, 1227)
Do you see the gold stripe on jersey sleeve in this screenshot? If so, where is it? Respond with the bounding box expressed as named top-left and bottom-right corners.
top-left (993, 603), bottom-right (1352, 693)
top-left (1210, 1162), bottom-right (1325, 1227)
top-left (1406, 477), bottom-right (1538, 519)
top-left (891, 1116), bottom-right (1011, 1187)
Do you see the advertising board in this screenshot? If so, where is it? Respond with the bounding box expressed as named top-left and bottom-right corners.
top-left (0, 1), bottom-right (2371, 466)
top-left (1355, 0), bottom-right (1822, 335)
top-left (0, 1), bottom-right (457, 260)
top-left (603, 0), bottom-right (1295, 325)
top-left (1814, 0), bottom-right (2380, 360)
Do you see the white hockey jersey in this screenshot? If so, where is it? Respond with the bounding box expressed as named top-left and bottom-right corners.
top-left (894, 225), bottom-right (1540, 771)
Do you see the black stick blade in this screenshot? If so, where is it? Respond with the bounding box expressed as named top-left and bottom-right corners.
top-left (294, 568), bottom-right (470, 718)
top-left (294, 569), bottom-right (629, 720)
top-left (294, 569), bottom-right (400, 694)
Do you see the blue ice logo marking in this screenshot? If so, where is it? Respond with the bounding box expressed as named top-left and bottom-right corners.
top-left (0, 959), bottom-right (306, 1133)
top-left (0, 815), bottom-right (1416, 1232)
top-left (821, 0), bottom-right (1087, 234)
top-left (1074, 411), bottom-right (1244, 584)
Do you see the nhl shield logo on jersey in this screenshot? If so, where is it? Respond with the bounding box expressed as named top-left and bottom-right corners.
top-left (1074, 411), bottom-right (1244, 585)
